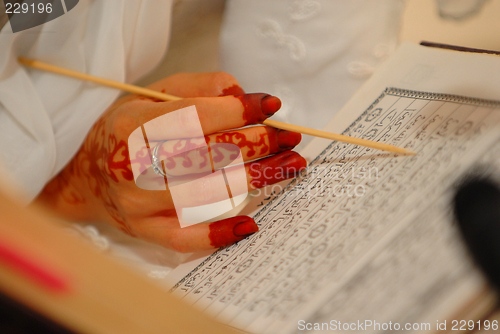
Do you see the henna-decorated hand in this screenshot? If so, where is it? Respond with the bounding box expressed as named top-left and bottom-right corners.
top-left (36, 72), bottom-right (306, 252)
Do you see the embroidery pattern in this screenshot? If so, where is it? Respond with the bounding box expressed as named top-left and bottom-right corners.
top-left (289, 0), bottom-right (321, 21)
top-left (259, 19), bottom-right (306, 61)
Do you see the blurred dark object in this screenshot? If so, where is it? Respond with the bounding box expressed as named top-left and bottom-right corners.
top-left (453, 176), bottom-right (500, 293)
top-left (421, 41), bottom-right (500, 56)
top-left (0, 292), bottom-right (74, 334)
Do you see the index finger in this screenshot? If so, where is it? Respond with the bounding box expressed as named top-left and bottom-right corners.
top-left (133, 93), bottom-right (282, 140)
top-left (145, 72), bottom-right (245, 98)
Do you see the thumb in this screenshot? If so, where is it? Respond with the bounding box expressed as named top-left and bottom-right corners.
top-left (140, 216), bottom-right (259, 253)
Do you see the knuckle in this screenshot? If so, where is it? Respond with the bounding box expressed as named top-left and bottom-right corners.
top-left (195, 177), bottom-right (216, 205)
top-left (171, 175), bottom-right (216, 207)
top-left (170, 241), bottom-right (190, 253)
top-left (169, 72), bottom-right (191, 81)
top-left (188, 149), bottom-right (210, 173)
top-left (111, 112), bottom-right (137, 137)
top-left (210, 71), bottom-right (238, 91)
top-left (175, 106), bottom-right (202, 137)
top-left (165, 231), bottom-right (192, 253)
top-left (246, 128), bottom-right (263, 146)
top-left (115, 195), bottom-right (134, 214)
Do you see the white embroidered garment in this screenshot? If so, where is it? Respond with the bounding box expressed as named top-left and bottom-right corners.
top-left (219, 0), bottom-right (406, 148)
top-left (0, 0), bottom-right (173, 201)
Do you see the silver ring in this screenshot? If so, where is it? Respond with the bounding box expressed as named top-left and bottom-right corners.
top-left (151, 141), bottom-right (167, 177)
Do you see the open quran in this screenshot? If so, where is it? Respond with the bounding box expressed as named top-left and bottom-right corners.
top-left (166, 43), bottom-right (500, 334)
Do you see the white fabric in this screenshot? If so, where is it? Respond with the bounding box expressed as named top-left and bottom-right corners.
top-left (220, 0), bottom-right (406, 149)
top-left (0, 0), bottom-right (173, 201)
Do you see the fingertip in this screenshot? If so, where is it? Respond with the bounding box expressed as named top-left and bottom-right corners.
top-left (261, 95), bottom-right (282, 115)
top-left (277, 130), bottom-right (302, 150)
top-left (278, 151), bottom-right (307, 171)
top-left (209, 216), bottom-right (258, 248)
top-left (296, 154), bottom-right (308, 171)
top-left (233, 218), bottom-right (259, 236)
top-left (236, 93), bottom-right (282, 125)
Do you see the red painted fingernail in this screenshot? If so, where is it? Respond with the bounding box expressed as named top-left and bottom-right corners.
top-left (209, 216), bottom-right (258, 248)
top-left (279, 151), bottom-right (308, 173)
top-left (233, 219), bottom-right (259, 236)
top-left (261, 95), bottom-right (282, 116)
top-left (277, 130), bottom-right (302, 150)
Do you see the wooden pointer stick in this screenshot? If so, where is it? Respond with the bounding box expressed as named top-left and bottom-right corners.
top-left (17, 56), bottom-right (416, 155)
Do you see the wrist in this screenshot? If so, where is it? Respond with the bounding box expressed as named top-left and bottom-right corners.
top-left (35, 165), bottom-right (96, 222)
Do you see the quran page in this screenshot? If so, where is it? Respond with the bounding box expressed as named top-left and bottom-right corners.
top-left (166, 43), bottom-right (500, 334)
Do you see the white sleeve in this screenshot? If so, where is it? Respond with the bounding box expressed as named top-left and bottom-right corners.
top-left (0, 0), bottom-right (173, 202)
